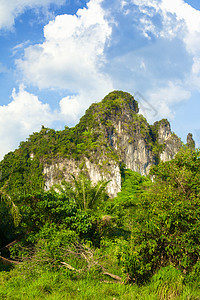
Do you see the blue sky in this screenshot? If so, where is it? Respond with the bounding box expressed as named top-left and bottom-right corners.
top-left (0, 0), bottom-right (200, 159)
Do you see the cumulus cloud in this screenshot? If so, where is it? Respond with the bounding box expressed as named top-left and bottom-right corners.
top-left (16, 0), bottom-right (113, 89)
top-left (59, 95), bottom-right (81, 123)
top-left (0, 0), bottom-right (65, 30)
top-left (129, 0), bottom-right (184, 40)
top-left (0, 85), bottom-right (52, 159)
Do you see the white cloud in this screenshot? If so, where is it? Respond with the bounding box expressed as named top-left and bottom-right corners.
top-left (0, 85), bottom-right (52, 159)
top-left (2, 0), bottom-right (199, 161)
top-left (131, 0), bottom-right (200, 54)
top-left (59, 95), bottom-right (81, 123)
top-left (0, 0), bottom-right (65, 30)
top-left (12, 41), bottom-right (31, 56)
top-left (142, 81), bottom-right (191, 121)
top-left (159, 0), bottom-right (200, 56)
top-left (16, 0), bottom-right (112, 90)
top-left (130, 0), bottom-right (185, 40)
top-left (160, 0), bottom-right (200, 32)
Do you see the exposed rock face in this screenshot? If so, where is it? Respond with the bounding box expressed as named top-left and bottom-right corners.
top-left (44, 91), bottom-right (182, 198)
top-left (84, 158), bottom-right (121, 198)
top-left (106, 120), bottom-right (153, 176)
top-left (157, 120), bottom-right (171, 144)
top-left (44, 157), bottom-right (121, 198)
top-left (120, 136), bottom-right (152, 175)
top-left (187, 133), bottom-right (195, 149)
top-left (156, 119), bottom-right (182, 162)
top-left (44, 159), bottom-right (80, 190)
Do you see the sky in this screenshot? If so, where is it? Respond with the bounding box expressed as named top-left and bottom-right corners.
top-left (0, 0), bottom-right (200, 159)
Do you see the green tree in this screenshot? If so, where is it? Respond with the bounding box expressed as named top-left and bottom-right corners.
top-left (57, 173), bottom-right (109, 211)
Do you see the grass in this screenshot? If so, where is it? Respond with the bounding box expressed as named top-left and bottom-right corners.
top-left (0, 264), bottom-right (200, 300)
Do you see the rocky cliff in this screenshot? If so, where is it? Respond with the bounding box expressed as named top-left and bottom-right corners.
top-left (42, 91), bottom-right (183, 197)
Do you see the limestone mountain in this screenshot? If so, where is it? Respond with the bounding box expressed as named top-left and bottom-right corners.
top-left (0, 91), bottom-right (183, 197)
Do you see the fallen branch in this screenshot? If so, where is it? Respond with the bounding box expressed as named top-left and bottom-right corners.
top-left (0, 255), bottom-right (20, 265)
top-left (102, 270), bottom-right (122, 282)
top-left (60, 261), bottom-right (81, 272)
top-left (60, 261), bottom-right (122, 282)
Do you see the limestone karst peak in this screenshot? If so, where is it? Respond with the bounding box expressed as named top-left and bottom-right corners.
top-left (0, 90), bottom-right (184, 198)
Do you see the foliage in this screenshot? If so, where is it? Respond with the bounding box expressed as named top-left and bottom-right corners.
top-left (118, 148), bottom-right (200, 284)
top-left (103, 169), bottom-right (151, 230)
top-left (14, 190), bottom-right (98, 244)
top-left (59, 173), bottom-right (109, 210)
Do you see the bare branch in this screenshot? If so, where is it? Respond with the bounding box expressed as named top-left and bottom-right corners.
top-left (0, 255), bottom-right (20, 265)
top-left (102, 271), bottom-right (122, 282)
top-left (60, 261), bottom-right (81, 273)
